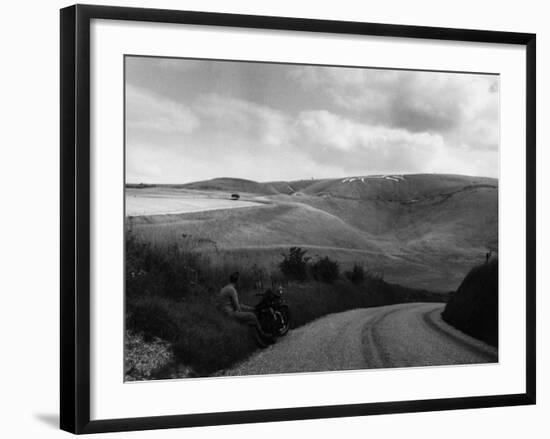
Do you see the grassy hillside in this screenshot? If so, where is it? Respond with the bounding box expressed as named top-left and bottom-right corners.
top-left (177, 174), bottom-right (497, 200)
top-left (183, 177), bottom-right (280, 195)
top-left (442, 259), bottom-right (498, 346)
top-left (299, 174), bottom-right (496, 200)
top-left (127, 174), bottom-right (497, 291)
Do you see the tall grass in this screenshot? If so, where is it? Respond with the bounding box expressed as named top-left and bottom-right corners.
top-left (125, 231), bottom-right (447, 379)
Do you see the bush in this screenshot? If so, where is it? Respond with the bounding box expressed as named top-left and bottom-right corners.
top-left (442, 259), bottom-right (498, 347)
top-left (279, 247), bottom-right (310, 281)
top-left (312, 256), bottom-right (340, 283)
top-left (345, 264), bottom-right (365, 284)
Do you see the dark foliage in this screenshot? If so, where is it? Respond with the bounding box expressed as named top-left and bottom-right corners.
top-left (279, 247), bottom-right (310, 281)
top-left (311, 256), bottom-right (340, 283)
top-left (442, 259), bottom-right (498, 347)
top-left (344, 264), bottom-right (365, 284)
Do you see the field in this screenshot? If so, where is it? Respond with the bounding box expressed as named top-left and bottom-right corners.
top-left (126, 188), bottom-right (263, 216)
top-left (126, 174), bottom-right (498, 292)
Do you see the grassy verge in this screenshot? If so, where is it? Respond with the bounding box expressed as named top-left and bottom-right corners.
top-left (441, 258), bottom-right (498, 347)
top-left (125, 233), bottom-right (447, 379)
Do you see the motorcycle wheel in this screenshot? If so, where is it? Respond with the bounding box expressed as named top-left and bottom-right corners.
top-left (275, 305), bottom-right (291, 336)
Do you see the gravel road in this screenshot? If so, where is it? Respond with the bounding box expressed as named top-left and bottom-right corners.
top-left (222, 302), bottom-right (497, 376)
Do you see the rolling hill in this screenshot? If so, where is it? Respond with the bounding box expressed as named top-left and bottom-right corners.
top-left (126, 174), bottom-right (498, 291)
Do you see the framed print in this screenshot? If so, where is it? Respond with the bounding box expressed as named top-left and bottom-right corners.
top-left (60, 4), bottom-right (536, 434)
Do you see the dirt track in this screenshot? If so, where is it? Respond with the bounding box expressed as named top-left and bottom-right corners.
top-left (222, 303), bottom-right (497, 376)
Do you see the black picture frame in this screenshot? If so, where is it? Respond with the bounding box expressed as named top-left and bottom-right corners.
top-left (60, 4), bottom-right (536, 434)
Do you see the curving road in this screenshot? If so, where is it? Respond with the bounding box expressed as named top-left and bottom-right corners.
top-left (222, 303), bottom-right (497, 376)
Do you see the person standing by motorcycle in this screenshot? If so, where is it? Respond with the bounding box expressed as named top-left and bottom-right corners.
top-left (219, 272), bottom-right (274, 346)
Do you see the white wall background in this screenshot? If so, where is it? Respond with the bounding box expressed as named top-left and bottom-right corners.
top-left (0, 0), bottom-right (546, 437)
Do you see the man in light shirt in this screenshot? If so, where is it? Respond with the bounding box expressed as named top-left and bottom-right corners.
top-left (219, 272), bottom-right (274, 346)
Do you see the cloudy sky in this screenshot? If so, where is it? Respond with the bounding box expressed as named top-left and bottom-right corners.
top-left (125, 56), bottom-right (499, 183)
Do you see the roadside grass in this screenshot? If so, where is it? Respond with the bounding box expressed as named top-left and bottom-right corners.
top-left (442, 258), bottom-right (498, 347)
top-left (125, 231), bottom-right (447, 380)
top-left (126, 295), bottom-right (258, 377)
top-left (125, 331), bottom-right (174, 381)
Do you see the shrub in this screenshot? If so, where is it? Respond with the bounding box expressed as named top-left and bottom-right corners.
top-left (279, 247), bottom-right (310, 281)
top-left (442, 259), bottom-right (498, 346)
top-left (345, 264), bottom-right (365, 284)
top-left (365, 269), bottom-right (384, 282)
top-left (312, 256), bottom-right (340, 283)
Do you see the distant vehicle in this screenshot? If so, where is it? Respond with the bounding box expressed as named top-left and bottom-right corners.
top-left (231, 193), bottom-right (240, 200)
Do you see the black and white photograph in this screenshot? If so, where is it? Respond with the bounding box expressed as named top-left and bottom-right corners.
top-left (124, 56), bottom-right (499, 381)
top-left (1, 0), bottom-right (544, 435)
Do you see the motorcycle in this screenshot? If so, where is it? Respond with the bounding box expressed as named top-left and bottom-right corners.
top-left (254, 287), bottom-right (291, 338)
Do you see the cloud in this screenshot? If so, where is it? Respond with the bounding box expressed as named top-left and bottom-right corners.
top-left (289, 67), bottom-right (499, 152)
top-left (126, 142), bottom-right (166, 183)
top-left (179, 93), bottom-right (490, 178)
top-left (294, 110), bottom-right (446, 173)
top-left (195, 93), bottom-right (292, 148)
top-left (125, 60), bottom-right (499, 182)
top-left (154, 58), bottom-right (201, 72)
top-left (126, 94), bottom-right (300, 183)
top-left (126, 84), bottom-right (200, 133)
top-left (126, 56), bottom-right (201, 75)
